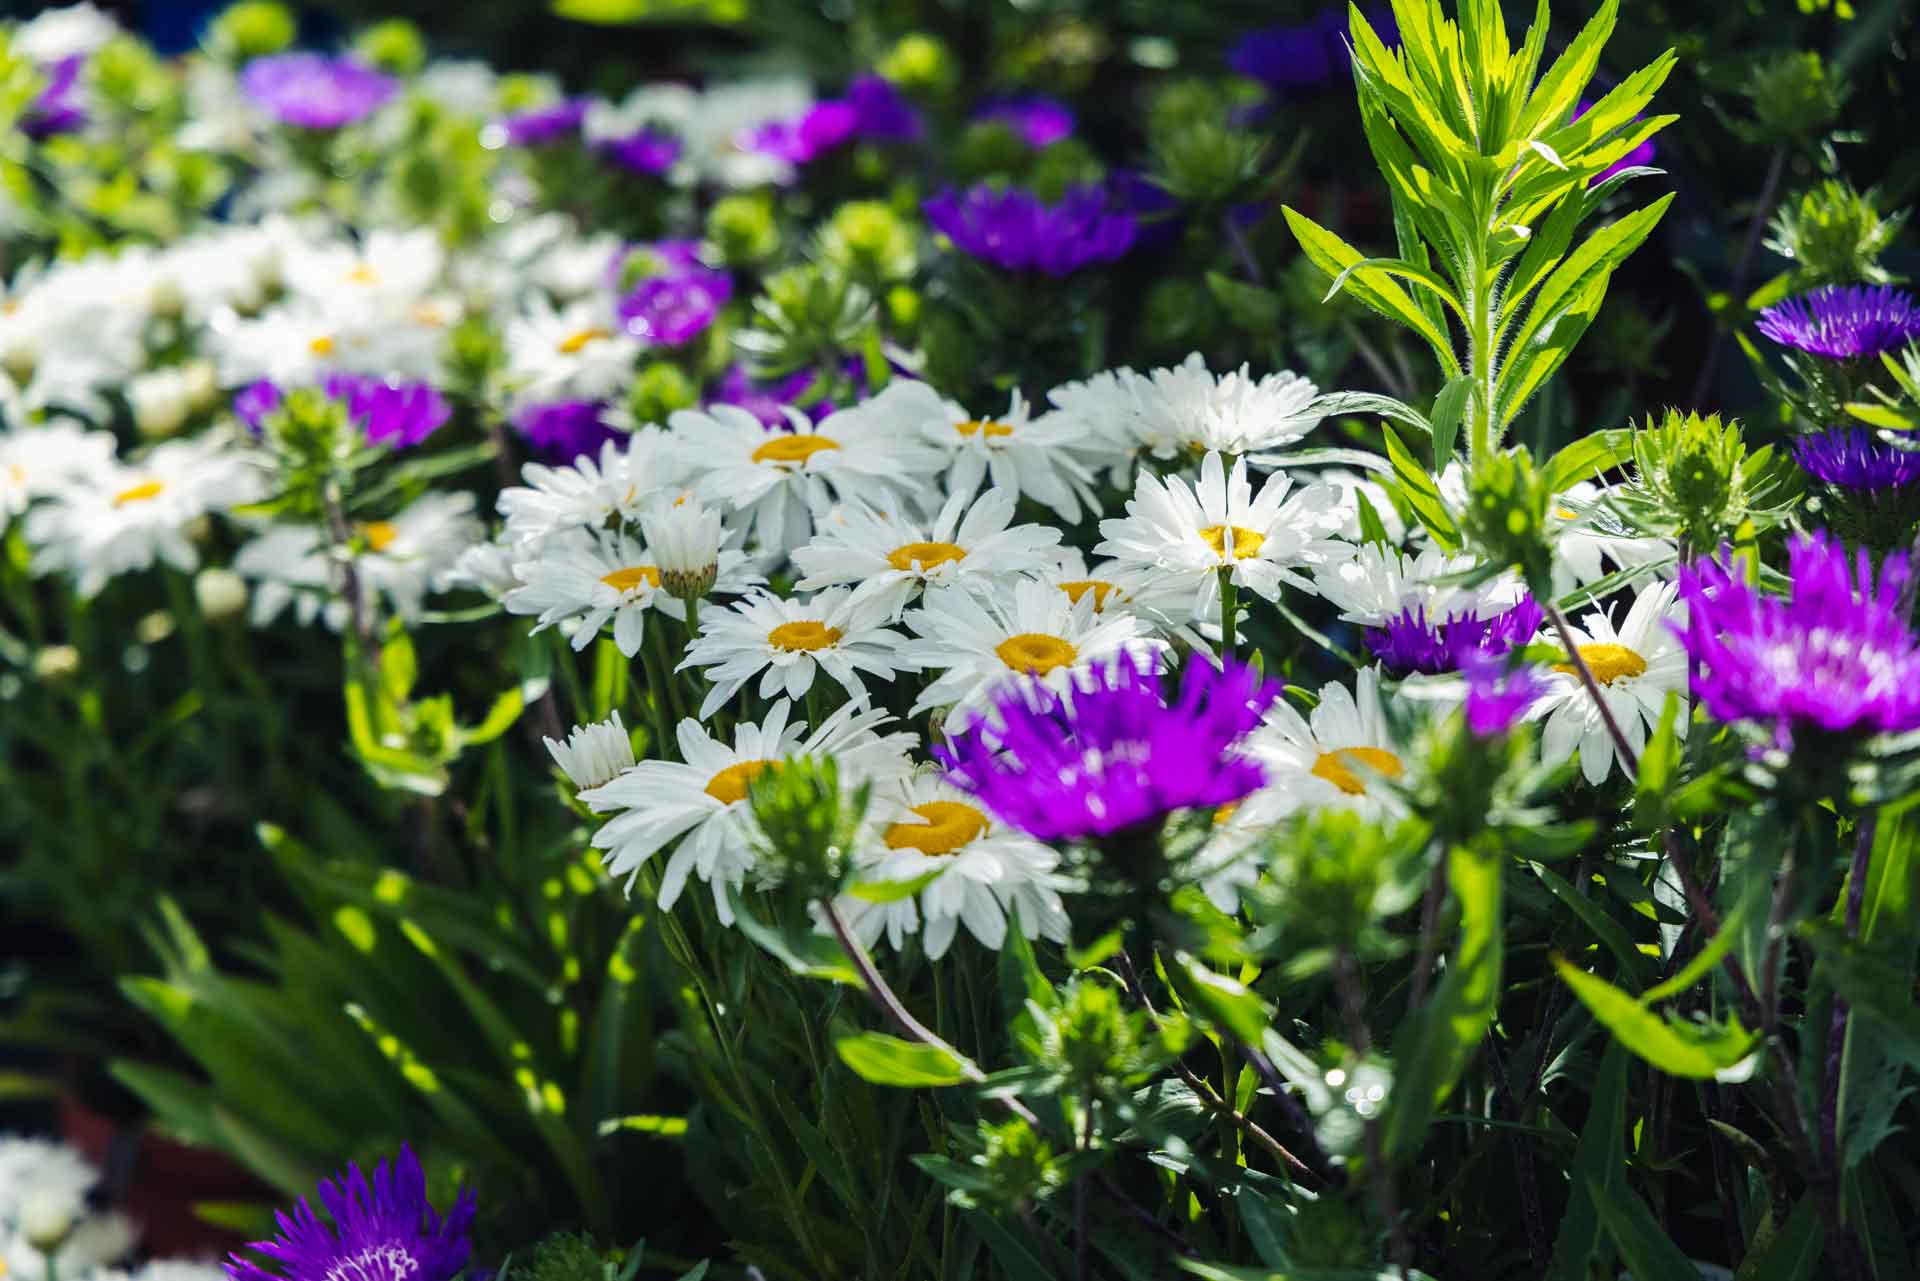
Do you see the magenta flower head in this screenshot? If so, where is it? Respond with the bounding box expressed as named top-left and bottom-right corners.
top-left (1793, 427), bottom-right (1920, 493)
top-left (599, 126), bottom-right (681, 176)
top-left (618, 269), bottom-right (732, 347)
top-left (1455, 646), bottom-right (1547, 739)
top-left (492, 98), bottom-right (588, 147)
top-left (972, 96), bottom-right (1075, 148)
top-left (514, 399), bottom-right (623, 464)
top-left (923, 183), bottom-right (1139, 277)
top-left (322, 373), bottom-right (453, 448)
top-left (242, 54), bottom-right (397, 129)
top-left (1756, 285), bottom-right (1920, 361)
top-left (935, 652), bottom-right (1281, 843)
top-left (1366, 596), bottom-right (1543, 677)
top-left (225, 1144), bottom-right (474, 1281)
top-left (1673, 532), bottom-right (1920, 747)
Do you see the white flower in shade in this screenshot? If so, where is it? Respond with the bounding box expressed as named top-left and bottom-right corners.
top-left (581, 700), bottom-right (916, 922)
top-left (792, 487), bottom-right (1062, 619)
top-left (1550, 481), bottom-right (1675, 597)
top-left (1130, 353), bottom-right (1324, 461)
top-left (1188, 786), bottom-right (1301, 912)
top-left (670, 394), bottom-right (946, 556)
top-left (497, 428), bottom-right (680, 551)
top-left (905, 383), bottom-right (1103, 522)
top-left (1246, 667), bottom-right (1407, 818)
top-left (0, 422), bottom-right (116, 526)
top-left (212, 298), bottom-right (448, 386)
top-left (838, 774), bottom-right (1071, 958)
top-left (1313, 544), bottom-right (1523, 626)
top-left (3, 1209), bottom-right (137, 1281)
top-left (640, 495), bottom-right (725, 600)
top-left (0, 1137), bottom-right (95, 1219)
top-left (504, 527), bottom-right (759, 655)
top-left (1313, 468), bottom-right (1408, 544)
top-left (126, 361), bottom-right (218, 439)
top-left (1095, 451), bottom-right (1352, 621)
top-left (902, 578), bottom-right (1165, 725)
top-left (503, 296), bottom-right (641, 407)
top-left (546, 713), bottom-right (638, 791)
top-left (1530, 580), bottom-right (1687, 786)
top-left (234, 493), bottom-right (482, 630)
top-left (447, 539), bottom-right (521, 600)
top-left (680, 587), bottom-right (908, 719)
top-left (25, 435), bottom-right (262, 597)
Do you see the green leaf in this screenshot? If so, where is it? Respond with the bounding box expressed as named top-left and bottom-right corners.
top-left (1517, 0), bottom-right (1619, 140)
top-left (1543, 428), bottom-right (1635, 493)
top-left (1588, 1172), bottom-right (1700, 1281)
top-left (1553, 957), bottom-right (1758, 1079)
top-left (848, 865), bottom-right (946, 903)
top-left (1310, 391), bottom-right (1434, 442)
top-left (1382, 426), bottom-right (1461, 550)
top-left (1322, 255), bottom-right (1465, 320)
top-left (834, 1030), bottom-right (971, 1087)
top-left (1530, 863), bottom-right (1655, 992)
top-left (728, 892), bottom-right (864, 986)
top-left (1429, 375), bottom-right (1472, 466)
top-left (462, 687), bottom-right (524, 746)
top-left (1802, 923), bottom-right (1920, 1071)
top-left (1632, 693), bottom-right (1684, 831)
top-left (1206, 271), bottom-right (1285, 331)
top-left (1282, 207), bottom-right (1461, 376)
top-left (1166, 951), bottom-right (1270, 1047)
top-left (1383, 843), bottom-right (1502, 1158)
top-left (1546, 1041), bottom-right (1628, 1281)
top-left (1733, 1195), bottom-right (1822, 1281)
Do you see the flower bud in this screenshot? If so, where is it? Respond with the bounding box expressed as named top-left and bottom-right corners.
top-left (627, 361), bottom-right (698, 426)
top-left (640, 497), bottom-right (723, 603)
top-left (354, 19), bottom-right (427, 75)
top-left (206, 2), bottom-right (296, 62)
top-left (1462, 446), bottom-right (1556, 593)
top-left (705, 192), bottom-right (779, 267)
top-left (195, 567), bottom-right (249, 622)
top-left (19, 1189), bottom-right (76, 1250)
top-left (878, 33), bottom-right (959, 96)
top-left (1742, 50), bottom-right (1845, 143)
top-left (1766, 179), bottom-right (1907, 289)
top-left (33, 645), bottom-right (80, 683)
top-left (819, 200), bottom-right (916, 284)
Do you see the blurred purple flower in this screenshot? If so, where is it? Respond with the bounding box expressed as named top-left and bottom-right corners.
top-left (744, 74), bottom-right (922, 169)
top-left (1229, 6), bottom-right (1395, 93)
top-left (241, 53), bottom-right (397, 129)
top-left (323, 372), bottom-right (452, 448)
top-left (973, 95), bottom-right (1075, 148)
top-left (1793, 426), bottom-right (1920, 492)
top-left (618, 269), bottom-right (733, 347)
top-left (923, 182), bottom-right (1139, 276)
top-left (1457, 647), bottom-right (1547, 738)
top-left (708, 365), bottom-right (822, 427)
top-left (514, 399), bottom-right (624, 463)
top-left (598, 126), bottom-right (681, 176)
top-left (21, 54), bottom-right (87, 139)
top-left (493, 98), bottom-right (588, 147)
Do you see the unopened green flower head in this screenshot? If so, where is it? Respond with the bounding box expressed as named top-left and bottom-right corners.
top-left (1463, 446), bottom-right (1555, 592)
top-left (1151, 116), bottom-right (1266, 205)
top-left (207, 1), bottom-right (296, 61)
top-left (746, 754), bottom-right (866, 901)
top-left (354, 19), bottom-right (428, 76)
top-left (741, 264), bottom-right (874, 377)
top-left (706, 192), bottom-right (779, 266)
top-left (1742, 50), bottom-right (1846, 141)
top-left (628, 361), bottom-right (698, 425)
top-left (1766, 180), bottom-right (1909, 288)
top-left (820, 200), bottom-right (917, 284)
top-left (878, 33), bottom-right (959, 96)
top-left (967, 1118), bottom-right (1064, 1213)
top-left (1628, 409), bottom-right (1760, 549)
top-left (1249, 811), bottom-right (1425, 961)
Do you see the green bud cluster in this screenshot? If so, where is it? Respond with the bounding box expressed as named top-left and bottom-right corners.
top-left (205, 2), bottom-right (296, 62)
top-left (1462, 446), bottom-right (1555, 593)
top-left (1765, 180), bottom-right (1908, 289)
top-left (706, 192), bottom-right (780, 267)
top-left (735, 264), bottom-right (875, 379)
top-left (1739, 51), bottom-right (1846, 143)
top-left (818, 200), bottom-right (917, 285)
top-left (746, 754), bottom-right (868, 903)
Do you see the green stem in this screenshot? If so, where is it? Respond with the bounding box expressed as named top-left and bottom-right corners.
top-left (1465, 238), bottom-right (1497, 466)
top-left (1218, 567), bottom-right (1239, 665)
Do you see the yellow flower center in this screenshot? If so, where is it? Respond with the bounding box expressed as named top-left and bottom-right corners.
top-left (600, 565), bottom-right (661, 593)
top-left (996, 632), bottom-right (1078, 676)
top-left (883, 800), bottom-right (989, 855)
top-left (767, 620), bottom-right (843, 652)
top-left (750, 434), bottom-right (840, 467)
top-left (1554, 506), bottom-right (1579, 519)
top-left (1212, 803), bottom-right (1238, 826)
top-left (705, 759), bottom-right (777, 805)
top-left (359, 520), bottom-right (400, 552)
top-left (886, 540), bottom-right (966, 573)
top-left (1555, 642), bottom-right (1647, 686)
top-left (1198, 524), bottom-right (1265, 559)
top-left (112, 479), bottom-right (165, 507)
top-left (309, 334), bottom-right (336, 357)
top-left (558, 326), bottom-right (610, 354)
top-left (345, 263), bottom-right (381, 285)
top-left (1310, 746), bottom-right (1405, 797)
top-left (412, 301), bottom-right (454, 328)
top-left (1059, 579), bottom-right (1117, 611)
top-left (954, 419), bottom-right (1014, 439)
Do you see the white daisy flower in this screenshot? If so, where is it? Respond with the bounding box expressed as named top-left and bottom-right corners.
top-left (3, 1209), bottom-right (137, 1281)
top-left (1130, 353), bottom-right (1325, 461)
top-left (1550, 481), bottom-right (1675, 598)
top-left (497, 428), bottom-right (680, 551)
top-left (1188, 786), bottom-right (1300, 913)
top-left (279, 228), bottom-right (446, 318)
top-left (792, 487), bottom-right (1063, 619)
top-left (546, 713), bottom-right (638, 792)
top-left (1095, 450), bottom-right (1352, 622)
top-left (25, 435), bottom-right (263, 597)
top-left (1246, 667), bottom-right (1407, 819)
top-left (1313, 544), bottom-right (1524, 627)
top-left (640, 495), bottom-right (725, 600)
top-left (680, 587), bottom-right (908, 719)
top-left (0, 1137), bottom-right (95, 1219)
top-left (447, 539), bottom-right (521, 600)
top-left (903, 382), bottom-right (1104, 522)
top-left (1530, 579), bottom-right (1687, 786)
top-left (670, 393), bottom-right (945, 557)
top-left (0, 421), bottom-right (116, 526)
top-left (581, 699), bottom-right (917, 922)
top-left (1313, 468), bottom-right (1409, 544)
top-left (1029, 547), bottom-right (1203, 639)
top-left (16, 4), bottom-right (120, 64)
top-left (902, 578), bottom-right (1165, 726)
top-left (503, 296), bottom-right (641, 407)
top-left (503, 526), bottom-right (759, 656)
top-left (838, 774), bottom-right (1071, 958)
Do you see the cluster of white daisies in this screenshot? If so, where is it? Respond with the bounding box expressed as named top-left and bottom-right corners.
top-left (501, 355), bottom-right (1683, 958)
top-left (0, 1135), bottom-right (222, 1281)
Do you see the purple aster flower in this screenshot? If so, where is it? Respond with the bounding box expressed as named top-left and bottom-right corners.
top-left (1672, 531), bottom-right (1920, 744)
top-left (323, 373), bottom-right (452, 448)
top-left (746, 75), bottom-right (922, 169)
top-left (241, 54), bottom-right (397, 129)
top-left (708, 364), bottom-right (821, 427)
top-left (972, 95), bottom-right (1075, 148)
top-left (233, 379), bottom-right (284, 434)
top-left (1456, 647), bottom-right (1547, 738)
top-left (1793, 426), bottom-right (1920, 492)
top-left (842, 74), bottom-right (924, 144)
top-left (21, 54), bottom-right (88, 140)
top-left (492, 98), bottom-right (588, 147)
top-left (1572, 99), bottom-right (1655, 184)
top-left (514, 399), bottom-right (624, 463)
top-left (1229, 6), bottom-right (1394, 93)
top-left (225, 1144), bottom-right (474, 1281)
top-left (611, 238), bottom-right (704, 290)
top-left (598, 126), bottom-right (681, 176)
top-left (1364, 596), bottom-right (1544, 677)
top-left (1756, 285), bottom-right (1920, 362)
top-left (935, 652), bottom-right (1281, 842)
top-left (618, 268), bottom-right (732, 347)
top-left (923, 183), bottom-right (1139, 277)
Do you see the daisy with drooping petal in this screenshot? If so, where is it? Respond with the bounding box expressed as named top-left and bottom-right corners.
top-left (1548, 480), bottom-right (1675, 597)
top-left (496, 428), bottom-right (680, 551)
top-left (670, 391), bottom-right (947, 557)
top-left (1131, 353), bottom-right (1325, 462)
top-left (1245, 667), bottom-right (1407, 819)
top-left (224, 1145), bottom-right (474, 1281)
top-left (1674, 531), bottom-right (1920, 746)
top-left (1756, 285), bottom-right (1920, 361)
top-left (793, 487), bottom-right (1063, 619)
top-left (546, 713), bottom-right (638, 792)
top-left (1530, 580), bottom-right (1688, 786)
top-left (581, 700), bottom-right (916, 922)
top-left (1096, 450), bottom-right (1351, 622)
top-left (25, 434), bottom-right (263, 597)
top-left (837, 773), bottom-right (1072, 958)
top-left (503, 527), bottom-right (757, 656)
top-left (903, 383), bottom-right (1103, 522)
top-left (679, 587), bottom-right (909, 718)
top-left (903, 578), bottom-right (1165, 726)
